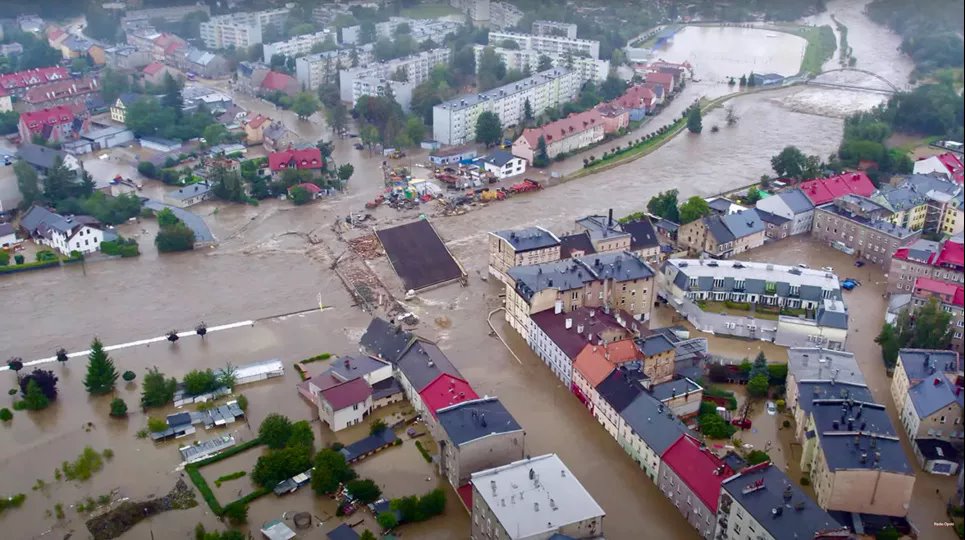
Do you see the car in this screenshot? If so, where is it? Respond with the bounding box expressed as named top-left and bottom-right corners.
top-left (766, 401), bottom-right (777, 415)
top-left (840, 278), bottom-right (858, 291)
top-left (797, 263), bottom-right (809, 268)
top-left (731, 417), bottom-right (752, 429)
top-left (854, 260), bottom-right (865, 268)
top-left (821, 266), bottom-right (834, 272)
top-left (353, 143), bottom-right (364, 150)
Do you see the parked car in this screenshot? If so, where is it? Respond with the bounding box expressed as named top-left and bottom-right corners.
top-left (766, 401), bottom-right (777, 415)
top-left (854, 260), bottom-right (865, 268)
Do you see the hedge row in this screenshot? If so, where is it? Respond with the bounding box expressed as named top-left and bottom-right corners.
top-left (184, 437), bottom-right (264, 514)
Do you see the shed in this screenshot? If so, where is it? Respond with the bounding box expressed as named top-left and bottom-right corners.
top-left (261, 519), bottom-right (296, 540)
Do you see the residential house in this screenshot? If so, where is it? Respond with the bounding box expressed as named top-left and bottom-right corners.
top-left (617, 392), bottom-right (690, 482)
top-left (594, 102), bottom-right (629, 134)
top-left (755, 188), bottom-right (815, 236)
top-left (288, 182), bottom-right (323, 201)
top-left (890, 349), bottom-right (961, 421)
top-left (649, 374), bottom-right (704, 420)
top-left (874, 185), bottom-right (929, 231)
top-left (570, 339), bottom-right (641, 413)
top-left (559, 231), bottom-right (597, 259)
top-left (395, 339), bottom-right (463, 414)
top-left (786, 348), bottom-right (865, 438)
top-left (529, 306), bottom-right (632, 388)
top-left (914, 438), bottom-right (962, 476)
top-left (316, 377), bottom-right (373, 431)
top-left (140, 137), bottom-right (182, 153)
top-left (359, 317), bottom-right (414, 364)
top-left (620, 218), bottom-right (662, 262)
top-left (513, 109), bottom-right (605, 163)
top-left (575, 213), bottom-right (631, 253)
top-left (164, 183), bottom-right (213, 208)
top-left (488, 226), bottom-right (561, 284)
top-left (298, 355), bottom-right (400, 432)
top-left (898, 372), bottom-right (963, 455)
top-left (17, 143), bottom-right (80, 175)
top-left (110, 93), bottom-right (144, 124)
top-left (613, 85), bottom-right (657, 120)
top-left (142, 62), bottom-right (176, 85)
top-left (469, 454), bottom-right (605, 540)
top-left (0, 87), bottom-right (10, 113)
top-left (0, 43), bottom-right (24, 58)
top-left (913, 152), bottom-right (963, 184)
top-left (659, 434), bottom-right (733, 539)
top-left (429, 145), bottom-right (478, 165)
top-left (798, 172), bottom-right (876, 206)
top-left (677, 209), bottom-right (765, 259)
top-left (46, 25), bottom-right (68, 50)
top-left (756, 209), bottom-right (792, 239)
top-left (19, 205), bottom-right (105, 255)
top-left (812, 195), bottom-right (921, 267)
top-left (420, 373), bottom-right (478, 435)
top-left (0, 66), bottom-right (69, 98)
top-left (60, 36), bottom-right (104, 66)
top-left (259, 71), bottom-right (299, 97)
top-left (243, 114), bottom-right (270, 146)
top-left (103, 45), bottom-right (151, 71)
top-left (178, 48), bottom-right (229, 78)
top-left (644, 71), bottom-right (675, 95)
top-left (0, 223), bottom-right (19, 248)
top-left (22, 77), bottom-right (99, 110)
top-left (262, 121), bottom-right (294, 152)
top-left (595, 367), bottom-right (646, 440)
top-left (436, 397), bottom-right (524, 489)
top-left (268, 147), bottom-right (324, 179)
top-left (716, 462), bottom-right (846, 540)
top-left (481, 150), bottom-right (527, 180)
top-left (151, 33), bottom-right (187, 63)
top-left (18, 105), bottom-right (89, 144)
top-left (888, 235), bottom-right (964, 293)
top-left (911, 277), bottom-right (964, 348)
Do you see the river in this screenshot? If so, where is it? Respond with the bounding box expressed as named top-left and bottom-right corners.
top-left (1, 1), bottom-right (948, 538)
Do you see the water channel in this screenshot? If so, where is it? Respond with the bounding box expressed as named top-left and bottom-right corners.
top-left (2, 1), bottom-right (952, 538)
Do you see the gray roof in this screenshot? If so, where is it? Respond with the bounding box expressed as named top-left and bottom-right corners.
top-left (816, 204), bottom-right (918, 239)
top-left (0, 223), bottom-right (14, 237)
top-left (815, 299), bottom-right (849, 330)
top-left (756, 208), bottom-right (790, 226)
top-left (908, 376), bottom-right (963, 419)
top-left (510, 251), bottom-right (654, 302)
top-left (636, 333), bottom-right (674, 357)
top-left (17, 143), bottom-right (67, 169)
top-left (531, 307), bottom-right (627, 359)
top-left (184, 47), bottom-right (218, 65)
top-left (621, 218), bottom-right (659, 251)
top-left (655, 218), bottom-right (679, 232)
top-left (484, 149), bottom-right (517, 167)
top-left (436, 397), bottom-right (522, 446)
top-left (811, 400), bottom-right (910, 474)
top-left (559, 231), bottom-right (596, 258)
top-left (796, 381), bottom-right (873, 416)
top-left (20, 205), bottom-right (98, 236)
top-left (665, 259), bottom-right (842, 301)
top-left (877, 185), bottom-right (926, 211)
top-left (914, 438), bottom-right (961, 462)
top-left (704, 214), bottom-right (735, 244)
top-left (780, 189), bottom-right (815, 213)
top-left (576, 214), bottom-right (630, 243)
top-left (359, 317), bottom-right (413, 363)
top-left (328, 355), bottom-right (391, 381)
top-left (900, 173), bottom-right (963, 198)
top-left (899, 239), bottom-right (940, 264)
top-left (897, 349), bottom-right (961, 380)
top-left (619, 392), bottom-right (690, 455)
top-left (326, 523), bottom-right (360, 540)
top-left (492, 227), bottom-right (560, 253)
top-left (649, 376), bottom-right (701, 402)
top-left (166, 183), bottom-right (212, 201)
top-left (396, 339), bottom-right (461, 392)
top-left (706, 197), bottom-right (733, 214)
top-left (143, 200), bottom-right (215, 243)
top-left (339, 428), bottom-right (397, 463)
top-left (721, 463), bottom-right (842, 539)
top-left (720, 209), bottom-right (765, 238)
top-left (787, 348), bottom-right (865, 386)
top-left (597, 368), bottom-right (644, 412)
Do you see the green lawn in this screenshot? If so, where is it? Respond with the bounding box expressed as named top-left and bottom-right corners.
top-left (401, 3), bottom-right (461, 18)
top-left (772, 24), bottom-right (836, 76)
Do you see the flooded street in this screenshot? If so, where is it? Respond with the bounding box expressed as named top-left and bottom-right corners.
top-left (0, 1), bottom-right (943, 538)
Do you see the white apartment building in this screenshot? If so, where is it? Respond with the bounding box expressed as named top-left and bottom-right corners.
top-left (262, 30), bottom-right (336, 63)
top-left (338, 48), bottom-right (450, 104)
top-left (433, 68), bottom-right (580, 145)
top-left (200, 7), bottom-right (290, 49)
top-left (489, 2), bottom-right (524, 29)
top-left (532, 20), bottom-right (578, 38)
top-left (353, 77), bottom-right (416, 111)
top-left (473, 44), bottom-right (609, 83)
top-left (343, 17), bottom-right (463, 45)
top-left (450, 0), bottom-right (490, 25)
top-left (489, 30), bottom-right (601, 60)
top-left (295, 47), bottom-right (373, 90)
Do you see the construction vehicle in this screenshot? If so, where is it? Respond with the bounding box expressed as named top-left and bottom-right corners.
top-left (509, 179), bottom-right (541, 193)
top-left (365, 195), bottom-right (385, 209)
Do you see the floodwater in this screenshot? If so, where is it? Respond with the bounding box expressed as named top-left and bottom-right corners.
top-left (0, 1), bottom-right (942, 538)
top-left (653, 25), bottom-right (807, 81)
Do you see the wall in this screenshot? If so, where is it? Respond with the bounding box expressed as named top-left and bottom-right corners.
top-left (657, 462), bottom-right (716, 538)
top-left (449, 431), bottom-right (525, 488)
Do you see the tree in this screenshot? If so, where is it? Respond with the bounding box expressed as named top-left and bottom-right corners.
top-left (0, 408), bottom-right (11, 422)
top-left (403, 116), bottom-right (425, 147)
top-left (905, 297), bottom-right (953, 349)
top-left (686, 107), bottom-right (703, 134)
top-left (477, 47), bottom-right (507, 91)
top-left (679, 196), bottom-right (712, 224)
top-left (122, 371), bottom-right (136, 382)
top-left (19, 369), bottom-right (58, 402)
top-left (745, 450), bottom-right (770, 465)
top-left (182, 369), bottom-right (219, 396)
top-left (537, 54), bottom-right (554, 72)
top-left (347, 479), bottom-right (382, 504)
top-left (601, 74), bottom-right (627, 101)
top-left (360, 532), bottom-right (377, 540)
top-left (98, 68), bottom-right (129, 103)
top-left (475, 111), bottom-right (502, 147)
top-left (369, 418), bottom-right (387, 435)
top-left (377, 511), bottom-right (398, 530)
top-left (222, 502), bottom-right (248, 525)
top-left (83, 338), bottom-right (119, 395)
top-left (324, 102), bottom-right (348, 135)
top-left (161, 73), bottom-right (184, 116)
top-left (259, 413), bottom-right (294, 449)
top-left (646, 189), bottom-right (680, 222)
top-left (141, 367), bottom-right (177, 408)
top-left (236, 394), bottom-right (249, 411)
top-left (523, 98), bottom-right (533, 122)
top-left (533, 136), bottom-right (550, 168)
top-left (747, 374), bottom-right (770, 398)
top-left (147, 416), bottom-right (168, 432)
top-left (19, 379), bottom-right (50, 411)
top-left (770, 146), bottom-right (819, 179)
top-left (698, 413), bottom-right (736, 439)
top-left (155, 212), bottom-right (196, 253)
top-left (749, 351), bottom-right (768, 379)
top-left (416, 489), bottom-right (446, 518)
top-left (291, 92), bottom-right (320, 119)
top-left (337, 164), bottom-right (355, 183)
top-left (252, 445), bottom-right (313, 487)
top-left (137, 161), bottom-right (158, 179)
top-left (42, 157), bottom-right (77, 203)
top-left (202, 124), bottom-right (227, 147)
top-left (7, 357), bottom-right (23, 380)
top-left (109, 398), bottom-right (128, 418)
top-left (311, 448), bottom-right (357, 495)
top-left (289, 185), bottom-right (312, 205)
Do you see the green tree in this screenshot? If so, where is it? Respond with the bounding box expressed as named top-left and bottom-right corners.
top-left (324, 102), bottom-right (348, 135)
top-left (698, 413), bottom-right (736, 439)
top-left (745, 450), bottom-right (770, 465)
top-left (770, 146), bottom-right (821, 179)
top-left (182, 369), bottom-right (218, 395)
top-left (287, 420), bottom-right (315, 450)
top-left (141, 367), bottom-right (177, 409)
top-left (222, 502), bottom-right (248, 525)
top-left (369, 418), bottom-right (387, 435)
top-left (403, 116), bottom-right (425, 146)
top-left (202, 124), bottom-right (228, 147)
top-left (109, 398), bottom-right (128, 418)
top-left (19, 379), bottom-right (50, 411)
top-left (161, 73), bottom-right (184, 116)
top-left (377, 511), bottom-right (398, 530)
top-left (311, 448), bottom-right (357, 495)
top-left (42, 157), bottom-right (77, 203)
top-left (475, 111), bottom-right (502, 147)
top-left (360, 531), bottom-right (377, 540)
top-left (98, 68), bottom-right (130, 103)
top-left (346, 478), bottom-right (382, 504)
top-left (537, 54), bottom-right (554, 71)
top-left (252, 445), bottom-right (313, 487)
top-left (83, 338), bottom-right (119, 395)
top-left (337, 164), bottom-right (355, 183)
top-left (259, 413), bottom-right (294, 449)
top-left (646, 189), bottom-right (680, 222)
top-left (19, 369), bottom-right (58, 402)
top-left (532, 136), bottom-right (550, 168)
top-left (289, 185), bottom-right (312, 205)
top-left (904, 297), bottom-right (953, 349)
top-left (601, 74), bottom-right (627, 101)
top-left (13, 161), bottom-right (42, 208)
top-left (0, 408), bottom-right (12, 421)
top-left (747, 374), bottom-right (770, 398)
top-left (523, 98), bottom-right (533, 122)
top-left (155, 211), bottom-right (196, 253)
top-left (291, 92), bottom-right (321, 119)
top-left (749, 351), bottom-right (768, 379)
top-left (679, 196), bottom-right (712, 224)
top-left (147, 416), bottom-right (168, 432)
top-left (686, 107), bottom-right (703, 134)
top-left (477, 46), bottom-right (508, 91)
top-left (416, 489), bottom-right (446, 518)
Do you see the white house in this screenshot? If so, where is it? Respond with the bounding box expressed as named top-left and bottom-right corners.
top-left (316, 377), bottom-right (373, 431)
top-left (165, 183), bottom-right (213, 208)
top-left (0, 223), bottom-right (18, 248)
top-left (19, 206), bottom-right (105, 255)
top-left (755, 188), bottom-right (815, 235)
top-left (481, 150), bottom-right (526, 179)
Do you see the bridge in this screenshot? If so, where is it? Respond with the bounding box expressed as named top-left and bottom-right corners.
top-left (804, 67), bottom-right (900, 94)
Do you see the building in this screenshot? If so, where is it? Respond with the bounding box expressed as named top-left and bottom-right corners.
top-left (754, 188), bottom-right (815, 236)
top-left (488, 227), bottom-right (561, 284)
top-left (612, 84), bottom-right (657, 120)
top-left (890, 349), bottom-right (961, 421)
top-left (178, 48), bottom-right (230, 78)
top-left (469, 454), bottom-right (605, 540)
top-left (436, 397), bottom-right (524, 489)
top-left (594, 102), bottom-right (629, 134)
top-left (659, 434), bottom-right (733, 539)
top-left (433, 68), bottom-right (580, 145)
top-left (17, 143), bottom-right (80, 175)
top-left (22, 77), bottom-right (99, 109)
top-left (529, 306), bottom-right (632, 388)
top-left (913, 152), bottom-right (964, 184)
top-left (575, 213), bottom-right (632, 254)
top-left (618, 392), bottom-right (690, 482)
top-left (200, 8), bottom-right (290, 49)
top-left (18, 105), bottom-right (89, 144)
top-left (660, 259), bottom-right (848, 348)
top-left (811, 194), bottom-right (921, 267)
top-left (786, 348), bottom-right (865, 437)
top-left (451, 0), bottom-right (490, 25)
top-left (513, 109), bottom-right (605, 163)
top-left (338, 48), bottom-right (448, 104)
top-left (268, 147), bottom-right (324, 178)
top-left (164, 183), bottom-right (213, 208)
top-left (103, 45), bottom-right (152, 71)
top-left (489, 2), bottom-right (524, 29)
top-left (911, 277), bottom-right (964, 348)
top-left (532, 20), bottom-right (578, 38)
top-left (898, 369), bottom-right (963, 441)
top-left (481, 150), bottom-right (527, 179)
top-left (0, 66), bottom-right (69, 98)
top-left (262, 30), bottom-right (336, 63)
top-left (295, 48), bottom-right (374, 91)
top-left (620, 218), bottom-right (662, 262)
top-left (259, 70), bottom-right (299, 97)
top-left (571, 339), bottom-right (642, 413)
top-left (19, 205), bottom-right (105, 255)
top-left (110, 93), bottom-right (144, 124)
top-left (243, 114), bottom-right (270, 145)
top-left (874, 184), bottom-right (929, 231)
top-left (716, 462), bottom-right (846, 540)
top-left (350, 76), bottom-right (415, 111)
top-left (141, 61), bottom-right (176, 85)
top-left (799, 172), bottom-right (876, 206)
top-left (0, 223), bottom-right (17, 248)
top-left (395, 339), bottom-right (463, 414)
top-left (473, 44), bottom-right (609, 84)
top-left (316, 377), bottom-right (373, 431)
top-left (677, 209), bottom-right (766, 259)
top-left (644, 71), bottom-right (676, 95)
top-left (489, 30), bottom-right (600, 60)
top-left (888, 235), bottom-right (964, 293)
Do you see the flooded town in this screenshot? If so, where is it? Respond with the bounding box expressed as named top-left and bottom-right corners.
top-left (0, 1), bottom-right (962, 540)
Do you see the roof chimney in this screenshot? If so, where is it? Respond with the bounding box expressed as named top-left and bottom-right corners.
top-left (565, 318), bottom-right (572, 329)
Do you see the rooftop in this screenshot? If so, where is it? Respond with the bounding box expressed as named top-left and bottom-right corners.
top-left (268, 147), bottom-right (323, 171)
top-left (897, 349), bottom-right (961, 381)
top-left (470, 454), bottom-right (604, 539)
top-left (913, 277), bottom-right (964, 306)
top-left (787, 348), bottom-right (865, 386)
top-left (531, 307), bottom-right (628, 360)
top-left (437, 397), bottom-right (522, 446)
top-left (419, 373), bottom-right (479, 418)
top-left (799, 172), bottom-right (875, 206)
top-left (328, 355), bottom-right (391, 382)
top-left (396, 339), bottom-right (462, 392)
top-left (360, 317), bottom-right (414, 363)
top-left (435, 68), bottom-right (573, 113)
top-left (816, 203), bottom-right (917, 239)
top-left (621, 218), bottom-right (660, 251)
top-left (907, 375), bottom-right (963, 419)
top-left (796, 381), bottom-right (874, 417)
top-left (779, 188), bottom-right (817, 213)
top-left (484, 149), bottom-right (518, 167)
top-left (576, 214), bottom-right (629, 244)
top-left (339, 428), bottom-right (397, 463)
top-left (509, 251), bottom-right (654, 303)
top-left (665, 259), bottom-right (842, 301)
top-left (619, 392), bottom-right (690, 455)
top-left (661, 434), bottom-right (732, 513)
top-left (559, 231), bottom-right (596, 258)
top-left (810, 400), bottom-right (910, 474)
top-left (573, 339), bottom-right (641, 388)
top-left (166, 183), bottom-right (212, 201)
top-left (597, 368), bottom-right (644, 413)
top-left (519, 109), bottom-right (604, 148)
top-left (492, 227), bottom-right (560, 253)
top-left (649, 376), bottom-right (702, 402)
top-left (319, 377), bottom-right (372, 410)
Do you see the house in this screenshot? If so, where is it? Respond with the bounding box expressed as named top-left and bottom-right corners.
top-left (755, 188), bottom-right (815, 236)
top-left (18, 105), bottom-right (88, 144)
top-left (617, 392), bottom-right (690, 482)
top-left (513, 109), bottom-right (605, 163)
top-left (359, 317), bottom-right (414, 363)
top-left (0, 87), bottom-right (10, 113)
top-left (488, 226), bottom-right (561, 284)
top-left (620, 218), bottom-right (661, 262)
top-left (165, 183), bottom-right (213, 208)
top-left (103, 45), bottom-right (151, 71)
top-left (46, 25), bottom-right (68, 50)
top-left (559, 231), bottom-right (597, 259)
top-left (786, 348), bottom-right (865, 438)
top-left (890, 349), bottom-right (961, 416)
top-left (260, 71), bottom-right (299, 97)
top-left (530, 306), bottom-right (632, 388)
top-left (244, 114), bottom-right (270, 145)
top-left (677, 209), bottom-right (766, 259)
top-left (262, 121), bottom-right (294, 152)
top-left (717, 462), bottom-right (846, 540)
top-left (481, 150), bottom-right (527, 179)
top-left (0, 223), bottom-right (18, 248)
top-left (23, 77), bottom-right (100, 109)
top-left (140, 137), bottom-right (182, 153)
top-left (659, 434), bottom-right (733, 539)
top-left (436, 396), bottom-right (524, 489)
top-left (178, 47), bottom-right (229, 78)
top-left (395, 339), bottom-right (463, 414)
top-left (812, 196), bottom-right (920, 267)
top-left (110, 93), bottom-right (143, 124)
top-left (644, 71), bottom-right (675, 95)
top-left (799, 172), bottom-right (875, 206)
top-left (594, 101), bottom-right (629, 133)
top-left (316, 377), bottom-right (373, 431)
top-left (17, 143), bottom-right (80, 175)
top-left (19, 205), bottom-right (105, 255)
top-left (575, 213), bottom-right (631, 253)
top-left (888, 235), bottom-right (964, 293)
top-left (612, 84), bottom-right (656, 119)
top-left (326, 523), bottom-right (360, 540)
top-left (913, 439), bottom-right (962, 476)
top-left (420, 373), bottom-right (478, 426)
top-left (261, 519), bottom-right (297, 540)
top-left (875, 184), bottom-right (930, 232)
top-left (429, 145), bottom-right (477, 165)
top-left (141, 62), bottom-right (175, 85)
top-left (268, 147), bottom-right (324, 178)
top-left (0, 43), bottom-right (24, 58)
top-left (898, 372), bottom-right (963, 443)
top-left (571, 339), bottom-right (642, 413)
top-left (755, 209), bottom-right (791, 239)
top-left (911, 277), bottom-right (964, 348)
top-left (469, 454), bottom-right (605, 540)
top-left (913, 152), bottom-right (964, 184)
top-left (288, 182), bottom-right (323, 200)
top-left (0, 66), bottom-right (69, 99)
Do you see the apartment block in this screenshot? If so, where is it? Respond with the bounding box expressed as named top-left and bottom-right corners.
top-left (911, 277), bottom-right (964, 348)
top-left (489, 2), bottom-right (524, 29)
top-left (513, 109), bottom-right (605, 163)
top-left (200, 8), bottom-right (290, 49)
top-left (433, 68), bottom-right (580, 145)
top-left (659, 434), bottom-right (732, 539)
top-left (532, 20), bottom-right (578, 38)
top-left (436, 397), bottom-right (524, 489)
top-left (262, 30), bottom-right (336, 63)
top-left (338, 48), bottom-right (450, 107)
top-left (295, 47), bottom-right (373, 91)
top-left (489, 30), bottom-right (601, 60)
top-left (811, 195), bottom-right (921, 267)
top-left (473, 44), bottom-right (609, 83)
top-left (122, 4), bottom-right (210, 26)
top-left (888, 235), bottom-right (964, 294)
top-left (488, 226), bottom-right (561, 284)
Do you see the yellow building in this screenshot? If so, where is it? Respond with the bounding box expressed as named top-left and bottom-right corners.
top-left (875, 186), bottom-right (928, 231)
top-left (488, 227), bottom-right (561, 285)
top-left (941, 195), bottom-right (963, 235)
top-left (110, 94), bottom-right (140, 124)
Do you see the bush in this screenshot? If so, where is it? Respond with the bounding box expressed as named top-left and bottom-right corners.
top-left (147, 417), bottom-right (168, 433)
top-left (214, 471), bottom-right (246, 488)
top-left (258, 413), bottom-right (293, 449)
top-left (137, 161), bottom-right (158, 178)
top-left (782, 419), bottom-right (791, 428)
top-left (346, 478), bottom-right (382, 504)
top-left (0, 408), bottom-right (11, 421)
top-left (699, 401), bottom-right (717, 416)
top-left (301, 353), bottom-right (332, 364)
top-left (370, 418), bottom-right (388, 435)
top-left (109, 398), bottom-right (128, 418)
top-left (0, 493), bottom-right (26, 513)
top-left (62, 446), bottom-right (105, 481)
top-left (745, 450), bottom-right (770, 465)
top-left (222, 502), bottom-right (248, 525)
top-left (122, 370), bottom-right (136, 382)
top-left (100, 237), bottom-right (140, 257)
top-left (415, 440), bottom-right (432, 463)
top-left (36, 250), bottom-right (58, 262)
top-left (698, 413), bottom-right (736, 439)
top-left (377, 511), bottom-right (398, 530)
top-left (155, 222), bottom-right (196, 252)
top-left (14, 254), bottom-right (24, 265)
top-left (182, 369), bottom-right (220, 396)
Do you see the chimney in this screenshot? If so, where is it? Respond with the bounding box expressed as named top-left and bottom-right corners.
top-left (608, 208), bottom-right (613, 226)
top-left (565, 318), bottom-right (572, 329)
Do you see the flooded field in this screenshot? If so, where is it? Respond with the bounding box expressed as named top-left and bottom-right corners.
top-left (654, 25), bottom-right (807, 81)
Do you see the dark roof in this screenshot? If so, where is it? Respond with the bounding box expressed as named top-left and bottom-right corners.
top-left (706, 197), bottom-right (734, 214)
top-left (649, 376), bottom-right (700, 402)
top-left (436, 397), bottom-right (522, 446)
top-left (898, 349), bottom-right (960, 381)
top-left (914, 438), bottom-right (961, 462)
top-left (780, 189), bottom-right (815, 213)
top-left (621, 218), bottom-right (659, 251)
top-left (484, 149), bottom-right (517, 167)
top-left (655, 218), bottom-right (679, 233)
top-left (0, 223), bottom-right (14, 237)
top-left (360, 317), bottom-right (413, 363)
top-left (376, 219), bottom-right (464, 291)
top-left (704, 214), bottom-right (736, 244)
top-left (721, 463), bottom-right (842, 538)
top-left (756, 208), bottom-right (791, 226)
top-left (636, 334), bottom-right (674, 357)
top-left (908, 376), bottom-right (962, 419)
top-left (339, 428), bottom-right (398, 463)
top-left (811, 400), bottom-right (911, 474)
top-left (319, 377), bottom-right (372, 410)
top-left (492, 227), bottom-right (560, 253)
top-left (326, 523), bottom-right (360, 540)
top-left (597, 369), bottom-right (644, 412)
top-left (559, 231), bottom-right (596, 258)
top-left (796, 381), bottom-right (873, 416)
top-left (531, 307), bottom-right (627, 359)
top-left (20, 205), bottom-right (98, 236)
top-left (619, 392), bottom-right (690, 455)
top-left (396, 340), bottom-right (461, 392)
top-left (328, 355), bottom-right (390, 381)
top-left (371, 377), bottom-right (403, 401)
top-left (17, 143), bottom-right (67, 169)
top-left (720, 209), bottom-right (765, 238)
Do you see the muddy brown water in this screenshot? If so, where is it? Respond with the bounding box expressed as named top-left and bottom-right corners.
top-left (1, 2), bottom-right (951, 538)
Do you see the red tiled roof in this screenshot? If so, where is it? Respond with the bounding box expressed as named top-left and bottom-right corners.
top-left (260, 71), bottom-right (297, 92)
top-left (0, 66), bottom-right (69, 91)
top-left (613, 84), bottom-right (655, 109)
top-left (142, 62), bottom-right (165, 76)
top-left (319, 377), bottom-right (372, 410)
top-left (46, 26), bottom-right (66, 41)
top-left (935, 238), bottom-right (964, 268)
top-left (289, 182), bottom-right (322, 194)
top-left (24, 77), bottom-right (99, 104)
top-left (955, 287), bottom-right (964, 308)
top-left (936, 152), bottom-right (964, 184)
top-left (518, 109), bottom-right (604, 148)
top-left (19, 105), bottom-right (78, 133)
top-left (799, 172), bottom-right (875, 205)
top-left (661, 434), bottom-right (732, 514)
top-left (914, 277), bottom-right (964, 307)
top-left (457, 484), bottom-right (473, 510)
top-left (247, 114), bottom-right (269, 129)
top-left (645, 71), bottom-right (675, 86)
top-left (572, 339), bottom-right (641, 388)
top-left (419, 373), bottom-right (479, 418)
top-left (268, 147), bottom-right (324, 172)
